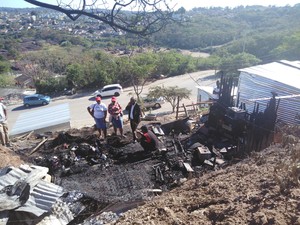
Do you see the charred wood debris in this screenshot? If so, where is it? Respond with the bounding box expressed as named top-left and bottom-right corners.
top-left (1, 75), bottom-right (280, 224)
top-left (34, 75), bottom-right (278, 178)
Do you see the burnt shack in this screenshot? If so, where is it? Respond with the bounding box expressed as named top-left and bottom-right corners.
top-left (1, 73), bottom-right (282, 224)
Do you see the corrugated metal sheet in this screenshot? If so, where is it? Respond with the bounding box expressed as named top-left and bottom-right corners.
top-left (16, 180), bottom-right (64, 216)
top-left (0, 211), bottom-right (9, 224)
top-left (279, 60), bottom-right (300, 69)
top-left (238, 61), bottom-right (300, 89)
top-left (10, 103), bottom-right (70, 136)
top-left (0, 167), bottom-right (28, 188)
top-left (0, 165), bottom-right (64, 217)
top-left (237, 61), bottom-right (300, 125)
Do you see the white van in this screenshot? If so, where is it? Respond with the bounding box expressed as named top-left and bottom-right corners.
top-left (92, 84), bottom-right (123, 98)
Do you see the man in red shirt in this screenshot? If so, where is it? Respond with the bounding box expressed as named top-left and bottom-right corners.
top-left (137, 125), bottom-right (159, 152)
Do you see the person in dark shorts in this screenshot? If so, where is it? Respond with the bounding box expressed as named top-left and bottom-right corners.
top-left (87, 96), bottom-right (107, 139)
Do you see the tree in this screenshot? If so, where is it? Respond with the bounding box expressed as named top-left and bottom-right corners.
top-left (218, 52), bottom-right (261, 76)
top-left (65, 63), bottom-right (85, 88)
top-left (0, 74), bottom-right (14, 87)
top-left (0, 61), bottom-right (11, 74)
top-left (24, 0), bottom-right (180, 36)
top-left (271, 31), bottom-right (300, 60)
top-left (148, 86), bottom-right (191, 112)
top-left (115, 53), bottom-right (156, 101)
top-left (129, 59), bottom-right (155, 100)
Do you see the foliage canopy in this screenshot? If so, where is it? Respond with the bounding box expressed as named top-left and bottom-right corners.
top-left (148, 86), bottom-right (191, 112)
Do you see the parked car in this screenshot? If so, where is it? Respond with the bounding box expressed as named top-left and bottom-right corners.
top-left (64, 87), bottom-right (76, 95)
top-left (92, 84), bottom-right (123, 98)
top-left (23, 94), bottom-right (51, 107)
top-left (141, 97), bottom-right (165, 110)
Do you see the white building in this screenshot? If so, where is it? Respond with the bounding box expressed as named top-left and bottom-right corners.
top-left (196, 85), bottom-right (218, 103)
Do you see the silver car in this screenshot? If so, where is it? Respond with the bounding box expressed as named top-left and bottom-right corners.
top-left (141, 97), bottom-right (165, 109)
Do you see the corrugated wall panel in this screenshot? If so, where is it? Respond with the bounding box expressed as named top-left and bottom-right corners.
top-left (10, 103), bottom-right (70, 136)
top-left (277, 97), bottom-right (300, 125)
top-left (238, 72), bottom-right (300, 124)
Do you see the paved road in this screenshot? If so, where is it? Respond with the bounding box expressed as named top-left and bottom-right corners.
top-left (7, 70), bottom-right (217, 131)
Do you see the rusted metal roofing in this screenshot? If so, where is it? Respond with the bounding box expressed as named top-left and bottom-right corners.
top-left (10, 103), bottom-right (70, 136)
top-left (238, 60), bottom-right (300, 124)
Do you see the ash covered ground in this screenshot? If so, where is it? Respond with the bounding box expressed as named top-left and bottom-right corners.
top-left (1, 113), bottom-right (300, 225)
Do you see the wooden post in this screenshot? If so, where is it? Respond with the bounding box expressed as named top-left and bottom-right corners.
top-left (175, 96), bottom-right (180, 120)
top-left (183, 103), bottom-right (188, 117)
top-left (192, 102), bottom-right (197, 115)
top-left (28, 137), bottom-right (48, 156)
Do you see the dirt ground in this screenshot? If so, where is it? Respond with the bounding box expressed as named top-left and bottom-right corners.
top-left (113, 145), bottom-right (300, 225)
top-left (0, 145), bottom-right (24, 167)
top-left (1, 113), bottom-right (300, 225)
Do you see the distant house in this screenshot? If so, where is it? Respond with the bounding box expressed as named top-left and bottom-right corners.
top-left (196, 80), bottom-right (237, 103)
top-left (237, 60), bottom-right (300, 125)
top-left (15, 74), bottom-right (34, 88)
top-left (196, 86), bottom-right (218, 103)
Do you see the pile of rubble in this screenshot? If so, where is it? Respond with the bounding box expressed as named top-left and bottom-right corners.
top-left (0, 164), bottom-right (113, 224)
top-left (1, 110), bottom-right (244, 225)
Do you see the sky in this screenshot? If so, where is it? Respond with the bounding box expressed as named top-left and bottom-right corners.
top-left (1, 0), bottom-right (300, 10)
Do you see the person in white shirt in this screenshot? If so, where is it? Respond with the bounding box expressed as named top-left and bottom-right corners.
top-left (87, 96), bottom-right (107, 139)
top-left (0, 101), bottom-right (10, 147)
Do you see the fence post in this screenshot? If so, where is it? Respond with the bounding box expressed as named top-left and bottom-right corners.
top-left (183, 103), bottom-right (188, 117)
top-left (175, 96), bottom-right (180, 120)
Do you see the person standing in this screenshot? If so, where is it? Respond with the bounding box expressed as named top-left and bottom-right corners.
top-left (0, 100), bottom-right (10, 147)
top-left (108, 96), bottom-right (124, 136)
top-left (125, 97), bottom-right (142, 143)
top-left (87, 96), bottom-right (107, 139)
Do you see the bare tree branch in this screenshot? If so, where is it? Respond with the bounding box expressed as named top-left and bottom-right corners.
top-left (24, 0), bottom-right (180, 36)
